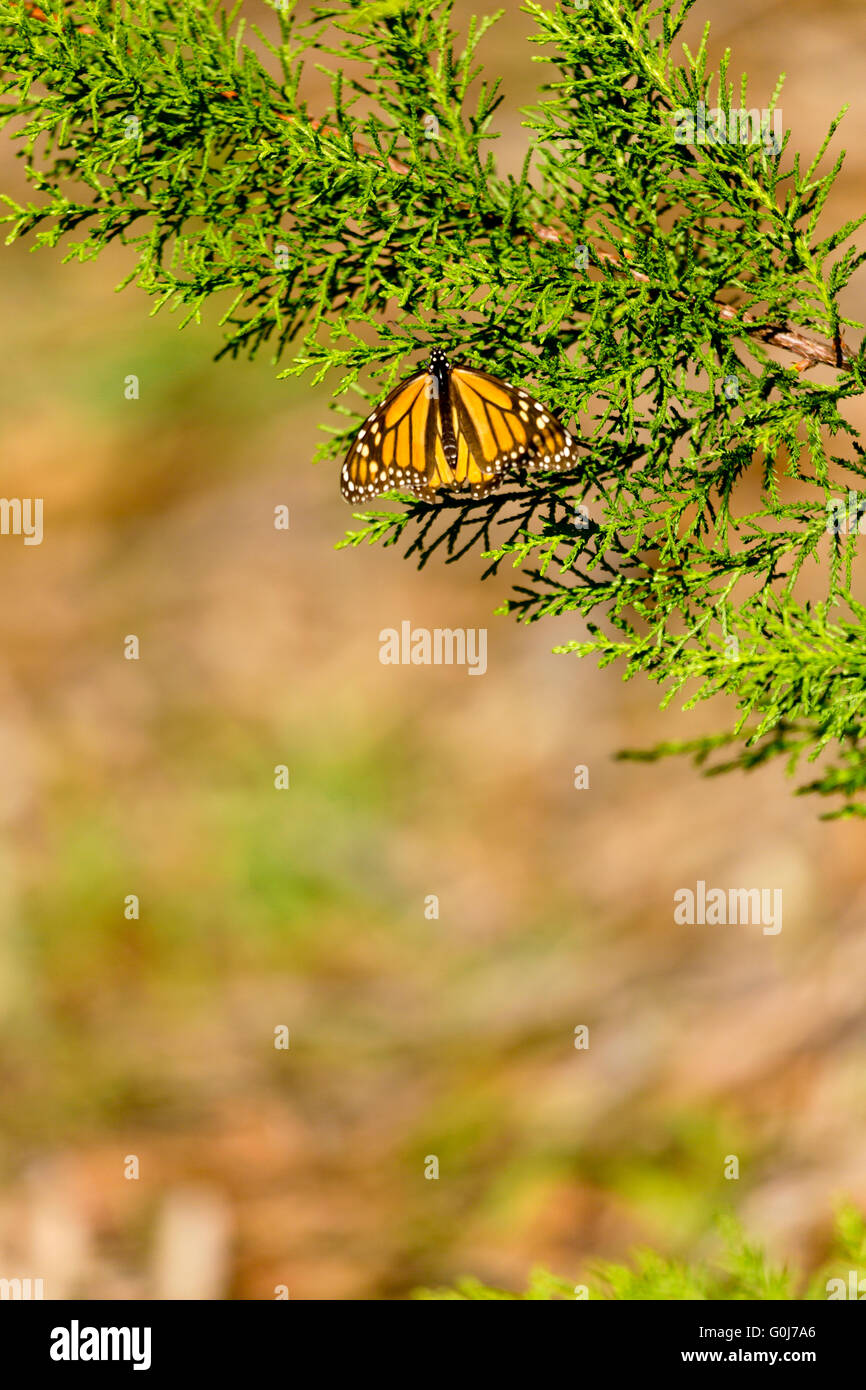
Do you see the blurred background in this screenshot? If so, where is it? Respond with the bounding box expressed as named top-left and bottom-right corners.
top-left (1, 0), bottom-right (866, 1300)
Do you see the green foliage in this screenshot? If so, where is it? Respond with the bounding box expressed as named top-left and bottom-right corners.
top-left (414, 1204), bottom-right (866, 1299)
top-left (3, 0), bottom-right (866, 811)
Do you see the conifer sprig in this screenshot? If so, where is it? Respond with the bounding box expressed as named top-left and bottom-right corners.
top-left (3, 0), bottom-right (866, 813)
top-left (415, 1203), bottom-right (866, 1299)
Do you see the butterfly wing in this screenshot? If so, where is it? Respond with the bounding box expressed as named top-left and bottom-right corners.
top-left (341, 369), bottom-right (455, 503)
top-left (449, 367), bottom-right (578, 493)
top-left (341, 360), bottom-right (578, 503)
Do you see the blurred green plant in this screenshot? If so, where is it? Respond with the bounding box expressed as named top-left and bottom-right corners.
top-left (414, 1204), bottom-right (866, 1299)
top-left (3, 0), bottom-right (866, 813)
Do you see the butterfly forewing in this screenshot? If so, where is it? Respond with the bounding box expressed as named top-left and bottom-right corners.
top-left (451, 368), bottom-right (577, 482)
top-left (341, 355), bottom-right (577, 503)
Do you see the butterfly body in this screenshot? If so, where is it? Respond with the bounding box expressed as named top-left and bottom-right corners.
top-left (428, 348), bottom-right (459, 472)
top-left (341, 349), bottom-right (577, 503)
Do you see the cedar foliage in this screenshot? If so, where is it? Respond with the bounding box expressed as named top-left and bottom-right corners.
top-left (415, 1204), bottom-right (866, 1300)
top-left (3, 0), bottom-right (866, 813)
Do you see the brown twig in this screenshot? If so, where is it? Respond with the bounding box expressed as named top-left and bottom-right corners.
top-left (309, 122), bottom-right (857, 374)
top-left (11, 5), bottom-right (859, 373)
top-left (17, 0), bottom-right (95, 32)
top-left (533, 223), bottom-right (854, 370)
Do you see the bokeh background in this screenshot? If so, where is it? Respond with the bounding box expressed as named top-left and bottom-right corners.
top-left (1, 0), bottom-right (866, 1299)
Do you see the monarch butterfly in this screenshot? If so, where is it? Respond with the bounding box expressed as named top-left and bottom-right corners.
top-left (340, 348), bottom-right (579, 503)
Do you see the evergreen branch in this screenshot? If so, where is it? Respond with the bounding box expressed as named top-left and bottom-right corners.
top-left (3, 0), bottom-right (866, 813)
top-left (315, 116), bottom-right (856, 372)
